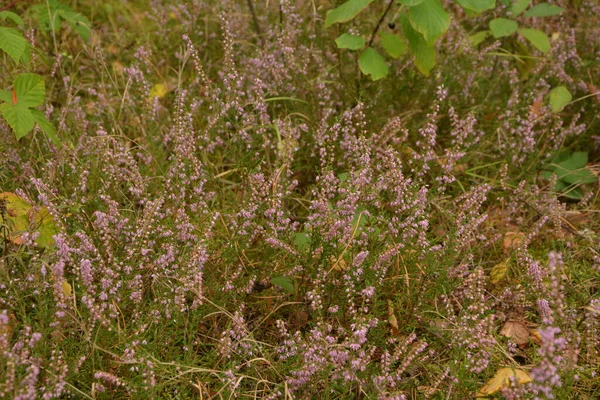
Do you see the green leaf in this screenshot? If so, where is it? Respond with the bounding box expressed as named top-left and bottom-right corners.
top-left (397, 0), bottom-right (424, 5)
top-left (359, 47), bottom-right (389, 80)
top-left (509, 0), bottom-right (531, 16)
top-left (519, 28), bottom-right (550, 53)
top-left (335, 33), bottom-right (366, 50)
top-left (31, 0), bottom-right (91, 42)
top-left (325, 0), bottom-right (375, 28)
top-left (401, 14), bottom-right (436, 76)
top-left (0, 103), bottom-right (35, 139)
top-left (14, 74), bottom-right (45, 108)
top-left (549, 86), bottom-right (571, 112)
top-left (524, 3), bottom-right (565, 17)
top-left (293, 232), bottom-right (312, 252)
top-left (30, 109), bottom-right (60, 146)
top-left (0, 27), bottom-right (27, 64)
top-left (499, 0), bottom-right (511, 5)
top-left (455, 0), bottom-right (495, 13)
top-left (554, 181), bottom-right (584, 200)
top-left (0, 11), bottom-right (25, 27)
top-left (271, 276), bottom-right (295, 294)
top-left (379, 32), bottom-right (407, 58)
top-left (469, 31), bottom-right (490, 46)
top-left (489, 18), bottom-right (519, 38)
top-left (408, 0), bottom-right (450, 44)
top-left (57, 8), bottom-right (91, 42)
top-left (0, 90), bottom-right (12, 103)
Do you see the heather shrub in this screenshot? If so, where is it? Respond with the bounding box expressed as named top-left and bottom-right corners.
top-left (0, 0), bottom-right (599, 399)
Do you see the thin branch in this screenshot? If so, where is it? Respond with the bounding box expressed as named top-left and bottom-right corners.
top-left (368, 0), bottom-right (396, 47)
top-left (0, 0), bottom-right (20, 12)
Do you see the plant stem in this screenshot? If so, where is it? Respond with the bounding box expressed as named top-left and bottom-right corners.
top-left (246, 0), bottom-right (265, 47)
top-left (368, 0), bottom-right (396, 47)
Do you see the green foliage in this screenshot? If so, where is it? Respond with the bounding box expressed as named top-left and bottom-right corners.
top-left (0, 12), bottom-right (29, 64)
top-left (335, 33), bottom-right (366, 50)
top-left (271, 276), bottom-right (296, 294)
top-left (408, 0), bottom-right (450, 44)
top-left (543, 152), bottom-right (596, 200)
top-left (549, 86), bottom-right (572, 112)
top-left (31, 0), bottom-right (91, 42)
top-left (359, 47), bottom-right (388, 80)
top-left (0, 74), bottom-right (59, 145)
top-left (324, 0), bottom-right (375, 28)
top-left (325, 0), bottom-right (565, 79)
top-left (489, 18), bottom-right (519, 38)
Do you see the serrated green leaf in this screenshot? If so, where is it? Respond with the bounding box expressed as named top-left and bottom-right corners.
top-left (510, 0), bottom-right (531, 16)
top-left (455, 0), bottom-right (495, 13)
top-left (499, 0), bottom-right (511, 5)
top-left (271, 276), bottom-right (295, 294)
top-left (408, 0), bottom-right (450, 44)
top-left (30, 109), bottom-right (60, 146)
top-left (379, 32), bottom-right (407, 58)
top-left (335, 33), bottom-right (366, 50)
top-left (0, 103), bottom-right (35, 139)
top-left (489, 18), bottom-right (519, 38)
top-left (549, 86), bottom-right (571, 112)
top-left (14, 74), bottom-right (45, 108)
top-left (524, 3), bottom-right (564, 17)
top-left (359, 47), bottom-right (389, 80)
top-left (0, 11), bottom-right (24, 27)
top-left (57, 9), bottom-right (91, 42)
top-left (0, 27), bottom-right (27, 64)
top-left (293, 232), bottom-right (312, 252)
top-left (519, 28), bottom-right (551, 53)
top-left (325, 0), bottom-right (375, 28)
top-left (469, 31), bottom-right (490, 46)
top-left (401, 14), bottom-right (436, 76)
top-left (397, 0), bottom-right (424, 5)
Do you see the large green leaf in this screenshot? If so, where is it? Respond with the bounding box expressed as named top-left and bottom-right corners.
top-left (0, 27), bottom-right (27, 64)
top-left (0, 90), bottom-right (12, 103)
top-left (0, 11), bottom-right (24, 27)
top-left (524, 3), bottom-right (564, 17)
top-left (0, 103), bottom-right (34, 139)
top-left (359, 47), bottom-right (389, 80)
top-left (408, 0), bottom-right (450, 44)
top-left (455, 0), bottom-right (495, 13)
top-left (14, 73), bottom-right (45, 108)
top-left (325, 0), bottom-right (375, 28)
top-left (335, 33), bottom-right (366, 50)
top-left (293, 232), bottom-right (312, 252)
top-left (549, 86), bottom-right (571, 113)
top-left (519, 28), bottom-right (550, 53)
top-left (31, 0), bottom-right (91, 42)
top-left (489, 18), bottom-right (518, 38)
top-left (510, 0), bottom-right (531, 16)
top-left (401, 14), bottom-right (436, 76)
top-left (379, 32), bottom-right (407, 58)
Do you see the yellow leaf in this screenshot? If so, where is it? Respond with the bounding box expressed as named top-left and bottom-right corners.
top-left (0, 192), bottom-right (58, 248)
top-left (62, 280), bottom-right (72, 298)
top-left (477, 368), bottom-right (532, 396)
top-left (149, 83), bottom-right (168, 99)
top-left (490, 260), bottom-right (509, 284)
top-left (388, 300), bottom-right (399, 334)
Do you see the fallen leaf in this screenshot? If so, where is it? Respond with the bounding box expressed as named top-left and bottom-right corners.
top-left (62, 280), bottom-right (72, 298)
top-left (503, 231), bottom-right (525, 254)
top-left (330, 255), bottom-right (348, 272)
top-left (490, 260), bottom-right (509, 284)
top-left (149, 83), bottom-right (168, 99)
top-left (477, 367), bottom-right (532, 396)
top-left (0, 192), bottom-right (58, 248)
top-left (388, 300), bottom-right (399, 335)
top-left (500, 321), bottom-right (530, 346)
top-left (530, 95), bottom-right (544, 118)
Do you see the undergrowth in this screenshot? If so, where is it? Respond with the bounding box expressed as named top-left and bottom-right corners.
top-left (1, 0), bottom-right (599, 399)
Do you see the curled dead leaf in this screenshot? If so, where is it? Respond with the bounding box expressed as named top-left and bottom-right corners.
top-left (477, 367), bottom-right (532, 396)
top-left (388, 300), bottom-right (399, 335)
top-left (500, 321), bottom-right (530, 346)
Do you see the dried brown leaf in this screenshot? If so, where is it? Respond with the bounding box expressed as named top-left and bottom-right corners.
top-left (500, 321), bottom-right (530, 346)
top-left (477, 368), bottom-right (532, 396)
